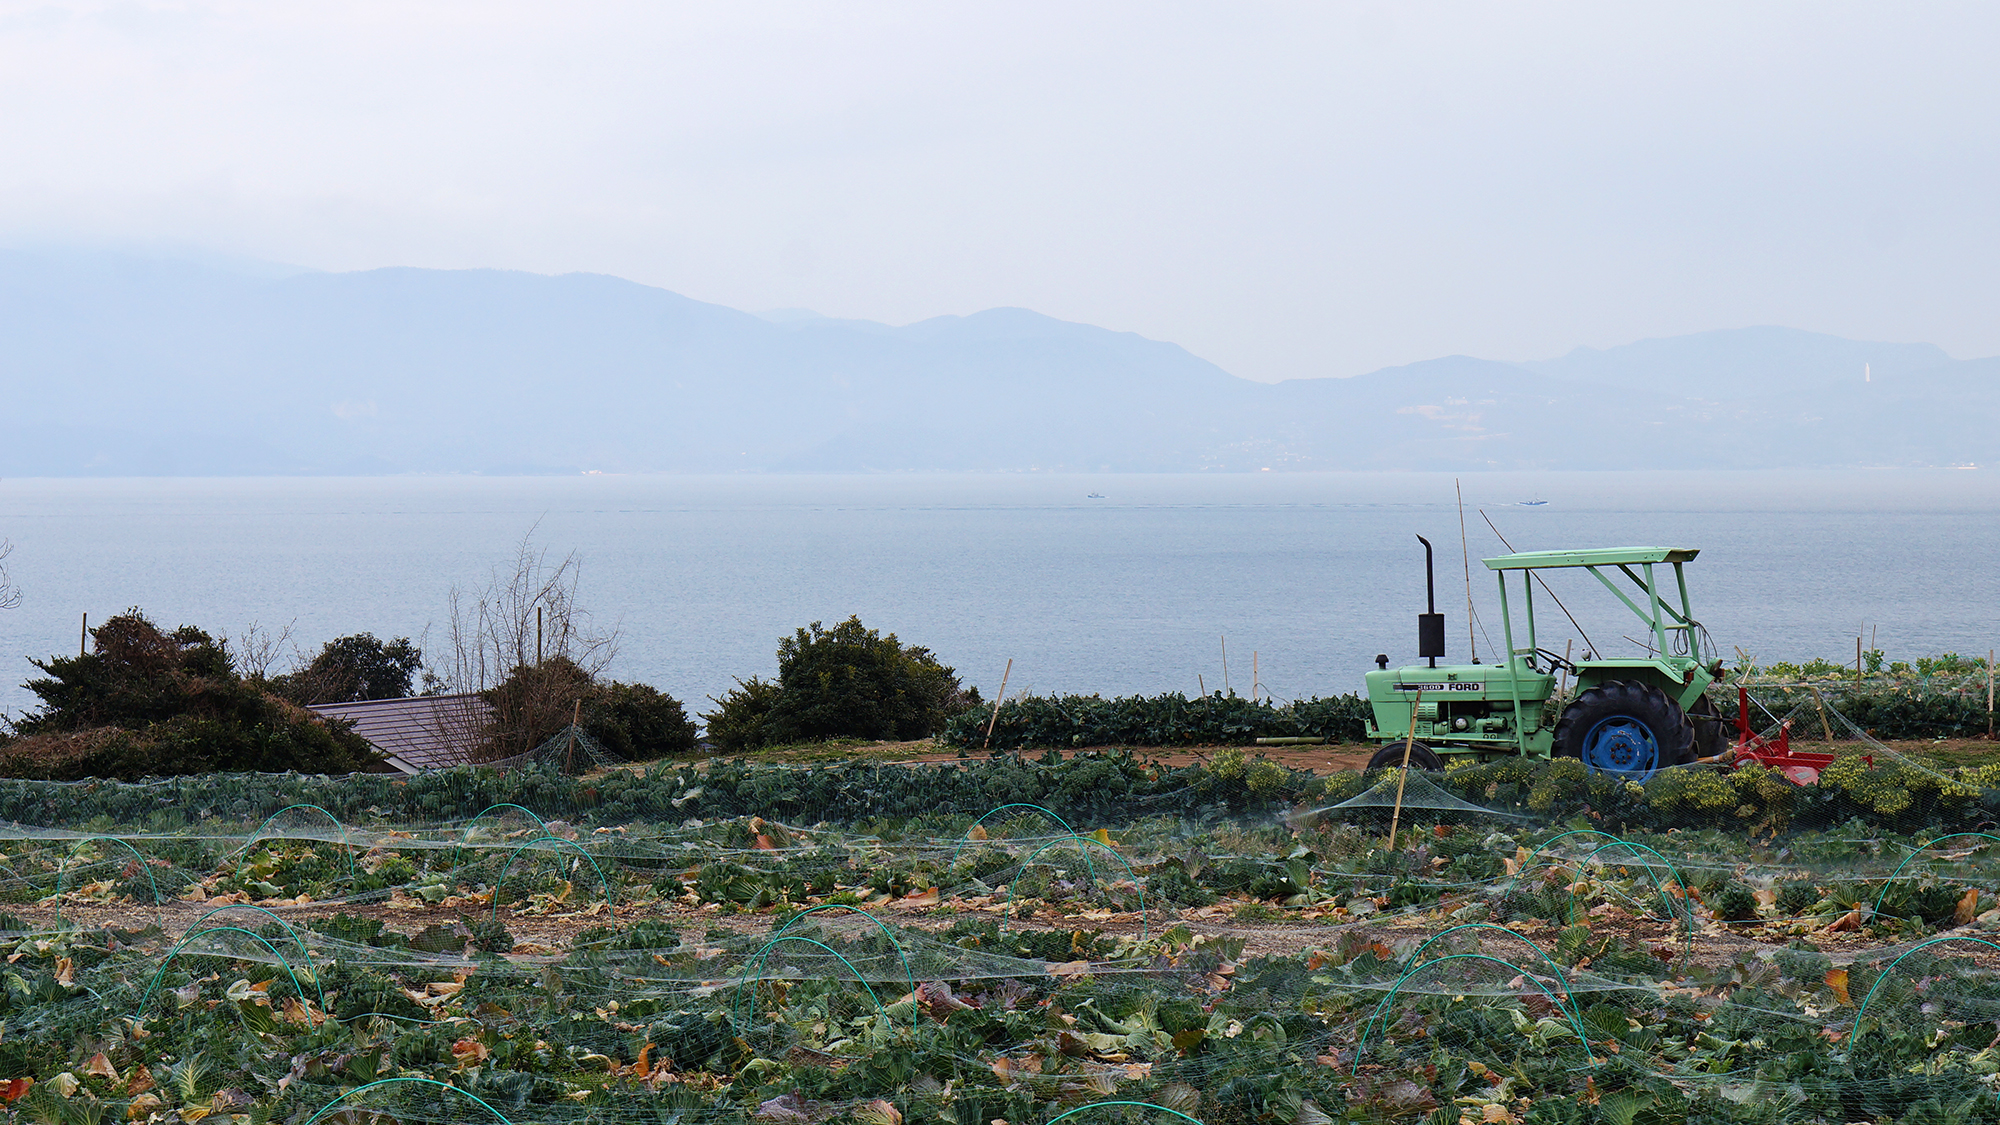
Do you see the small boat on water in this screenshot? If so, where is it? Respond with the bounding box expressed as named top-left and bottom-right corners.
top-left (1086, 493), bottom-right (1106, 499)
top-left (1518, 499), bottom-right (1548, 506)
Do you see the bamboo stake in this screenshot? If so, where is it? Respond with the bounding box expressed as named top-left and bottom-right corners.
top-left (1559, 639), bottom-right (1573, 699)
top-left (1988, 649), bottom-right (1995, 741)
top-left (80, 613), bottom-right (88, 657)
top-left (1221, 636), bottom-right (1230, 696)
top-left (981, 659), bottom-right (1013, 750)
top-left (1252, 651), bottom-right (1259, 701)
top-left (1387, 690), bottom-right (1422, 852)
top-left (564, 699), bottom-right (581, 773)
top-left (1809, 685), bottom-right (1832, 747)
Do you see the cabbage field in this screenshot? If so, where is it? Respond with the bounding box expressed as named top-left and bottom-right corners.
top-left (8, 744), bottom-right (2000, 1125)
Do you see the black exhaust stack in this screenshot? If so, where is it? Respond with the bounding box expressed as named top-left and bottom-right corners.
top-left (1416, 535), bottom-right (1445, 668)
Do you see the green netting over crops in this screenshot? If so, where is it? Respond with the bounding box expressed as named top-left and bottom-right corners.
top-left (10, 690), bottom-right (2000, 1124)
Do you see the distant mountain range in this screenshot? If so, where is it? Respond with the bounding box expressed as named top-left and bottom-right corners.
top-left (1, 249), bottom-right (1991, 474)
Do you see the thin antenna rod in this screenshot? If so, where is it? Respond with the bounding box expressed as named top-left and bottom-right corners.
top-left (1456, 479), bottom-right (1476, 662)
top-left (1479, 509), bottom-right (1598, 659)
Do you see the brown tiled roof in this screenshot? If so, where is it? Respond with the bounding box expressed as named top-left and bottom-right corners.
top-left (311, 693), bottom-right (493, 774)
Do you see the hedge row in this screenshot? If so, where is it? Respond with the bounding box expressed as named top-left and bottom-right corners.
top-left (1736, 682), bottom-right (1996, 740)
top-left (936, 691), bottom-right (1374, 750)
top-left (937, 680), bottom-right (1999, 752)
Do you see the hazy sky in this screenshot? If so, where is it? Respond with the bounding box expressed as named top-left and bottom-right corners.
top-left (2, 2), bottom-right (1996, 382)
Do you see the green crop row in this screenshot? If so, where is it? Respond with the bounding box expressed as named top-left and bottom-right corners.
top-left (3, 742), bottom-right (2000, 839)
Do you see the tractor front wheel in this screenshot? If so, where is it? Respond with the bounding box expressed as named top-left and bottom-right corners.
top-left (1553, 680), bottom-right (1694, 777)
top-left (1368, 741), bottom-right (1443, 771)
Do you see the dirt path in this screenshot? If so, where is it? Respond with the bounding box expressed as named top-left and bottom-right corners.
top-left (31, 882), bottom-right (1859, 977)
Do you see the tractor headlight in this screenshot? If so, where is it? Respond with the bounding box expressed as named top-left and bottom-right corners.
top-left (1453, 716), bottom-right (1470, 731)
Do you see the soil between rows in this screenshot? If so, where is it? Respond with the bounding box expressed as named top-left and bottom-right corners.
top-left (23, 878), bottom-right (1929, 978)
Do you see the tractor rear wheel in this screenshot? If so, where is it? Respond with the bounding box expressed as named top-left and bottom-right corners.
top-left (1553, 680), bottom-right (1694, 777)
top-left (1688, 693), bottom-right (1729, 760)
top-left (1368, 741), bottom-right (1443, 771)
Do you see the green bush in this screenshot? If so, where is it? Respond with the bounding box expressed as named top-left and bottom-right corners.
top-left (587, 680), bottom-right (699, 760)
top-left (703, 617), bottom-right (975, 751)
top-left (2, 610), bottom-right (382, 779)
top-left (703, 676), bottom-right (783, 755)
top-left (270, 633), bottom-right (423, 704)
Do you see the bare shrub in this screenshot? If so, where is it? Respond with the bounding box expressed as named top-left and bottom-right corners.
top-left (0, 539), bottom-right (19, 612)
top-left (438, 530), bottom-right (619, 762)
top-left (225, 619), bottom-right (297, 682)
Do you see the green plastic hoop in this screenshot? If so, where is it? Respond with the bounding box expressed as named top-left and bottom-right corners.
top-left (55, 836), bottom-right (161, 929)
top-left (731, 934), bottom-right (886, 1033)
top-left (1354, 952), bottom-right (1594, 1075)
top-left (237, 804), bottom-right (358, 885)
top-left (1847, 935), bottom-right (2000, 1052)
top-left (1008, 835), bottom-right (1146, 942)
top-left (1401, 923), bottom-right (1576, 999)
top-left (1045, 1103), bottom-right (1208, 1125)
top-left (451, 804), bottom-right (557, 873)
top-left (1870, 833), bottom-right (2000, 920)
top-left (492, 836), bottom-right (614, 922)
top-left (769, 905), bottom-right (915, 1004)
top-left (299, 1077), bottom-right (515, 1125)
top-left (136, 925), bottom-right (319, 1020)
top-left (951, 804), bottom-right (1080, 865)
top-left (1578, 839), bottom-right (1698, 947)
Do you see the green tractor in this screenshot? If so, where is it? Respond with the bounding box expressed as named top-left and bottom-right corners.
top-left (1364, 538), bottom-right (1728, 777)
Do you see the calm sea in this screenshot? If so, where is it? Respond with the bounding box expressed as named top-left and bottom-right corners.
top-left (2, 471), bottom-right (1997, 725)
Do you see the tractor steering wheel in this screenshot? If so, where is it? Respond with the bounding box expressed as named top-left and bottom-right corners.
top-left (1532, 648), bottom-right (1579, 674)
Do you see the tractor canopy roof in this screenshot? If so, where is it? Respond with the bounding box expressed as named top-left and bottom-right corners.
top-left (1481, 546), bottom-right (1699, 571)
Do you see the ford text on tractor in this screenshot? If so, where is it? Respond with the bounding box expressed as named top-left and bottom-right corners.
top-left (1364, 541), bottom-right (1733, 778)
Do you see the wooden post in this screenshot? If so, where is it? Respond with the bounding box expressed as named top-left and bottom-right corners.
top-left (1387, 690), bottom-right (1422, 852)
top-left (1857, 637), bottom-right (1863, 677)
top-left (1988, 649), bottom-right (1995, 740)
top-left (1559, 639), bottom-right (1573, 699)
top-left (981, 659), bottom-right (1013, 750)
top-left (537, 606), bottom-right (544, 665)
top-left (80, 613), bottom-right (88, 657)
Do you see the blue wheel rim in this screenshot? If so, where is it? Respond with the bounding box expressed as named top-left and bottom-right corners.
top-left (1580, 716), bottom-right (1659, 777)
